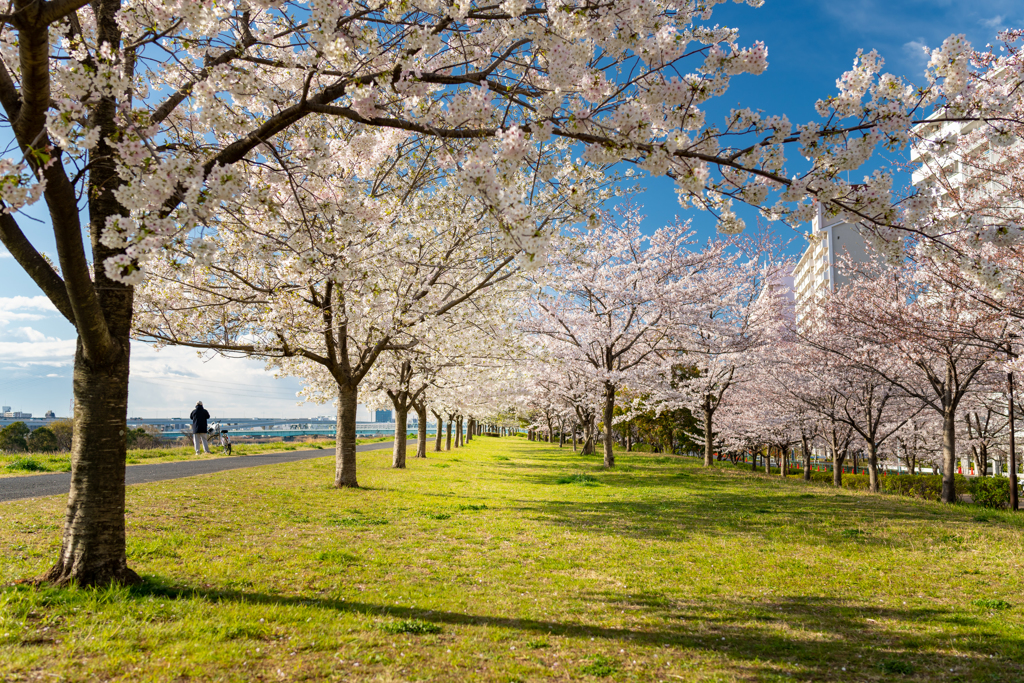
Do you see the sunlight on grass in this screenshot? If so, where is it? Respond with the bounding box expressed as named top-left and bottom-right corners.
top-left (1, 437), bottom-right (1023, 681)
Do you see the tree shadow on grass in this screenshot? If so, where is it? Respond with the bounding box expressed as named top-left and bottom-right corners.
top-left (107, 578), bottom-right (1024, 681)
top-left (512, 485), bottom-right (982, 554)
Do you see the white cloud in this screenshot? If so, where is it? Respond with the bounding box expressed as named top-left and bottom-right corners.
top-left (15, 327), bottom-right (56, 343)
top-left (0, 337), bottom-right (76, 367)
top-left (902, 39), bottom-right (930, 68)
top-left (0, 296), bottom-right (58, 327)
top-left (0, 296), bottom-right (57, 312)
top-left (0, 249), bottom-right (11, 258)
top-left (980, 15), bottom-right (1005, 30)
top-left (127, 343), bottom-right (330, 419)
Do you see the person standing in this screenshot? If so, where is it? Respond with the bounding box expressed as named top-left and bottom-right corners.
top-left (190, 401), bottom-right (212, 455)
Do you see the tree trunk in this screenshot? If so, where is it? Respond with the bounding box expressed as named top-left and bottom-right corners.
top-left (626, 427), bottom-right (632, 452)
top-left (572, 430), bottom-right (577, 451)
top-left (603, 385), bottom-right (615, 468)
top-left (392, 405), bottom-right (408, 469)
top-left (702, 398), bottom-right (714, 467)
top-left (867, 441), bottom-right (879, 493)
top-left (765, 448), bottom-right (771, 474)
top-left (780, 445), bottom-right (788, 478)
top-left (445, 419), bottom-right (452, 451)
top-left (415, 402), bottom-right (428, 458)
top-left (41, 333), bottom-right (141, 586)
top-left (335, 383), bottom-right (359, 487)
top-left (455, 416), bottom-right (463, 448)
top-left (941, 407), bottom-right (957, 503)
top-left (802, 433), bottom-right (812, 481)
top-left (751, 451), bottom-right (757, 471)
top-left (832, 448), bottom-right (844, 488)
top-left (432, 410), bottom-right (443, 452)
top-left (1008, 369), bottom-right (1018, 511)
top-left (466, 418), bottom-right (473, 443)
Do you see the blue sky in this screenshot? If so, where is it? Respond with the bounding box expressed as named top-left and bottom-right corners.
top-left (1, 0), bottom-right (1019, 418)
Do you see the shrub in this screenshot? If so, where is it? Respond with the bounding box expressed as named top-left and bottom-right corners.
top-left (840, 473), bottom-right (870, 490)
top-left (49, 418), bottom-right (74, 451)
top-left (878, 473), bottom-right (969, 501)
top-left (0, 421), bottom-right (30, 453)
top-left (26, 426), bottom-right (58, 453)
top-left (5, 457), bottom-right (47, 472)
top-left (970, 477), bottom-right (1011, 509)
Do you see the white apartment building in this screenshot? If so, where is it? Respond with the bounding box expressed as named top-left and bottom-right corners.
top-left (792, 204), bottom-right (871, 327)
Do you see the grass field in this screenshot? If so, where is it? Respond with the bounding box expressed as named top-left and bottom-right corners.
top-left (0, 436), bottom-right (396, 477)
top-left (1, 436), bottom-right (1022, 682)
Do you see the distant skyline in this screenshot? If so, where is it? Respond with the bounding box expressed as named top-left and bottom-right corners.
top-left (1, 1), bottom-right (1019, 418)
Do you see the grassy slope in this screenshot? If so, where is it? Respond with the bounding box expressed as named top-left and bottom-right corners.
top-left (0, 437), bottom-right (396, 477)
top-left (0, 437), bottom-right (1022, 682)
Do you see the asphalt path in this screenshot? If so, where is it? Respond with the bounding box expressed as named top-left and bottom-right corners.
top-left (0, 441), bottom-right (400, 503)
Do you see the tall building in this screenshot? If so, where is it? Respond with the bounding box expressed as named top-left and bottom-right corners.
top-left (374, 409), bottom-right (393, 423)
top-left (792, 204), bottom-right (872, 328)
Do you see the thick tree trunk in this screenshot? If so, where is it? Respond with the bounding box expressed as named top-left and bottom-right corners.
top-left (780, 445), bottom-right (788, 478)
top-left (41, 333), bottom-right (141, 587)
top-left (751, 451), bottom-right (757, 471)
top-left (335, 383), bottom-right (359, 487)
top-left (941, 408), bottom-right (957, 503)
top-left (445, 419), bottom-right (452, 451)
top-left (415, 402), bottom-right (428, 458)
top-left (466, 418), bottom-right (473, 443)
top-left (603, 386), bottom-right (615, 468)
top-left (867, 441), bottom-right (879, 493)
top-left (392, 405), bottom-right (408, 469)
top-left (832, 448), bottom-right (844, 488)
top-left (432, 410), bottom-right (443, 452)
top-left (455, 416), bottom-right (463, 448)
top-left (703, 399), bottom-right (714, 467)
top-left (40, 0), bottom-right (140, 586)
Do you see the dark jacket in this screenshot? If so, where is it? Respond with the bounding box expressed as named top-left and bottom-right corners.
top-left (190, 406), bottom-right (210, 434)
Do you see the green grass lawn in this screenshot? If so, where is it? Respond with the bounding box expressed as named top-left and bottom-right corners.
top-left (1, 437), bottom-right (1022, 682)
top-left (0, 437), bottom-right (398, 477)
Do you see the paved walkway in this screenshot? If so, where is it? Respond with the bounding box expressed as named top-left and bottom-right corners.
top-left (0, 441), bottom-right (401, 503)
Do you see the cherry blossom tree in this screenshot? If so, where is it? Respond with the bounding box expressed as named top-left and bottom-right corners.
top-left (2, 0), bottom-right (1021, 587)
top-left (822, 261), bottom-right (1004, 502)
top-left (136, 176), bottom-right (524, 487)
top-left (523, 205), bottom-right (740, 467)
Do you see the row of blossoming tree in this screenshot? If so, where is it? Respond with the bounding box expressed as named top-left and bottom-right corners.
top-left (1, 0), bottom-right (1022, 586)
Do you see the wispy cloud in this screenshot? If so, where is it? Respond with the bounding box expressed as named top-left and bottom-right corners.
top-left (980, 15), bottom-right (1006, 30)
top-left (0, 249), bottom-right (11, 258)
top-left (902, 39), bottom-right (930, 69)
top-left (0, 337), bottom-right (76, 367)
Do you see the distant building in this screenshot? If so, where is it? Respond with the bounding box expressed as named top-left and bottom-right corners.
top-left (2, 411), bottom-right (32, 419)
top-left (375, 409), bottom-right (393, 423)
top-left (792, 203), bottom-right (872, 328)
top-left (1, 406), bottom-right (9, 414)
top-left (45, 410), bottom-right (56, 419)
